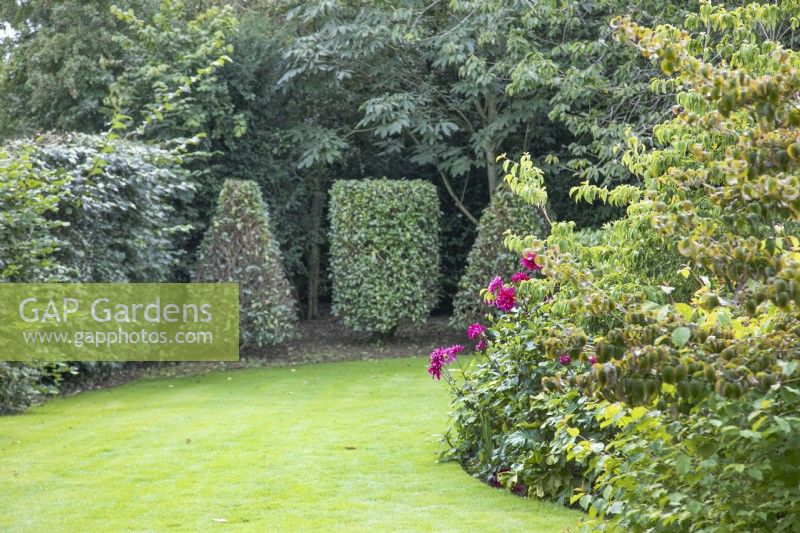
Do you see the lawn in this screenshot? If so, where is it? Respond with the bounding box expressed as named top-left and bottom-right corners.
top-left (0, 357), bottom-right (581, 532)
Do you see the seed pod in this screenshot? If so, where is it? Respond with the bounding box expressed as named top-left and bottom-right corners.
top-left (690, 380), bottom-right (704, 400)
top-left (721, 346), bottom-right (737, 361)
top-left (675, 364), bottom-right (688, 382)
top-left (662, 365), bottom-right (676, 384)
top-left (595, 365), bottom-right (608, 386)
top-left (677, 380), bottom-right (691, 399)
top-left (723, 382), bottom-right (737, 398)
top-left (704, 364), bottom-right (716, 383)
top-left (644, 379), bottom-right (658, 400)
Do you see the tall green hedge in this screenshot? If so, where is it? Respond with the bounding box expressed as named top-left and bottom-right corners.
top-left (328, 179), bottom-right (441, 336)
top-left (451, 186), bottom-right (548, 325)
top-left (1, 133), bottom-right (192, 283)
top-left (195, 179), bottom-right (297, 348)
top-left (0, 133), bottom-right (191, 412)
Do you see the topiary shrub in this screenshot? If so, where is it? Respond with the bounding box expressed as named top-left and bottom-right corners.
top-left (195, 179), bottom-right (297, 348)
top-left (451, 185), bottom-right (548, 326)
top-left (328, 178), bottom-right (441, 337)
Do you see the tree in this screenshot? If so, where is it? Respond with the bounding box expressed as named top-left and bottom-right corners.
top-left (0, 0), bottom-right (127, 137)
top-left (278, 0), bottom-right (687, 225)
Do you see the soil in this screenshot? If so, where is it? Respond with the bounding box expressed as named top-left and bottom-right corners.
top-left (59, 312), bottom-right (462, 397)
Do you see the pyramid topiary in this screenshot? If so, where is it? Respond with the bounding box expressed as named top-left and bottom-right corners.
top-left (451, 186), bottom-right (548, 326)
top-left (195, 179), bottom-right (297, 347)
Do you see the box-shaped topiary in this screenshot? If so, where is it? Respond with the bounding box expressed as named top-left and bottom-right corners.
top-left (195, 179), bottom-right (297, 347)
top-left (451, 185), bottom-right (548, 326)
top-left (328, 179), bottom-right (441, 337)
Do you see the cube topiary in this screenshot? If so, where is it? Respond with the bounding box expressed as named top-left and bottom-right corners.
top-left (328, 178), bottom-right (441, 337)
top-left (195, 179), bottom-right (297, 347)
top-left (450, 185), bottom-right (548, 326)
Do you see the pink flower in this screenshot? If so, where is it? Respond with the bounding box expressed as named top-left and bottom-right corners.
top-left (475, 339), bottom-right (488, 351)
top-left (487, 276), bottom-right (504, 293)
top-left (428, 345), bottom-right (464, 380)
top-left (467, 323), bottom-right (486, 339)
top-left (443, 344), bottom-right (464, 363)
top-left (559, 354), bottom-right (571, 366)
top-left (511, 271), bottom-right (530, 283)
top-left (589, 356), bottom-right (597, 365)
top-left (494, 286), bottom-right (516, 312)
top-left (521, 251), bottom-right (542, 271)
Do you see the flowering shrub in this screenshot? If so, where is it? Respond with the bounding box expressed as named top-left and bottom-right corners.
top-left (451, 186), bottom-right (548, 326)
top-left (328, 179), bottom-right (441, 337)
top-left (195, 179), bottom-right (298, 347)
top-left (438, 3), bottom-right (800, 530)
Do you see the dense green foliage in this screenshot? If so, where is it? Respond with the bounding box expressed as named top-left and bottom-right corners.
top-left (441, 2), bottom-right (800, 531)
top-left (0, 133), bottom-right (191, 411)
top-left (0, 0), bottom-right (694, 312)
top-left (328, 179), bottom-right (440, 337)
top-left (0, 1), bottom-right (124, 136)
top-left (451, 186), bottom-right (548, 326)
top-left (195, 179), bottom-right (298, 347)
top-left (1, 133), bottom-right (192, 283)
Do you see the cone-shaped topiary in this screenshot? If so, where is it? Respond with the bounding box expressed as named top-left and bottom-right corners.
top-left (451, 186), bottom-right (548, 326)
top-left (195, 179), bottom-right (297, 347)
top-left (328, 178), bottom-right (441, 338)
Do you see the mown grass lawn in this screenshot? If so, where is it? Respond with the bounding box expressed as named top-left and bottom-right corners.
top-left (0, 357), bottom-right (581, 532)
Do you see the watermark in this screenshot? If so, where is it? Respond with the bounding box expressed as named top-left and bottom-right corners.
top-left (0, 283), bottom-right (239, 361)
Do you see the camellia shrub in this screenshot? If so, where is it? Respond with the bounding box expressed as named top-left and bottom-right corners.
top-left (451, 185), bottom-right (548, 326)
top-left (195, 179), bottom-right (297, 348)
top-left (433, 3), bottom-right (800, 531)
top-left (328, 179), bottom-right (441, 337)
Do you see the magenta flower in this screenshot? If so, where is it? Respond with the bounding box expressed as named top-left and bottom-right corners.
top-left (475, 339), bottom-right (488, 351)
top-left (521, 251), bottom-right (542, 271)
top-left (559, 354), bottom-right (572, 366)
top-left (511, 271), bottom-right (530, 283)
top-left (494, 286), bottom-right (516, 312)
top-left (443, 344), bottom-right (464, 363)
top-left (467, 323), bottom-right (486, 339)
top-left (487, 276), bottom-right (504, 293)
top-left (428, 344), bottom-right (464, 380)
top-left (589, 356), bottom-right (597, 365)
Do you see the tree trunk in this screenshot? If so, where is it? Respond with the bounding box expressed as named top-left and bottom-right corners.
top-left (484, 94), bottom-right (499, 195)
top-left (485, 145), bottom-right (497, 194)
top-left (306, 173), bottom-right (326, 319)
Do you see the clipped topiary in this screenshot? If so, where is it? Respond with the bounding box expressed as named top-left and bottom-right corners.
top-left (195, 179), bottom-right (297, 347)
top-left (328, 178), bottom-right (441, 338)
top-left (451, 185), bottom-right (548, 326)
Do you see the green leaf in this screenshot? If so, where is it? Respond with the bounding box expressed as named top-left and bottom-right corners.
top-left (671, 327), bottom-right (691, 347)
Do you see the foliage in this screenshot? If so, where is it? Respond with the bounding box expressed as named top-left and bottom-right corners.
top-left (441, 2), bottom-right (800, 531)
top-left (279, 0), bottom-right (686, 225)
top-left (195, 179), bottom-right (298, 347)
top-left (0, 133), bottom-right (192, 411)
top-left (0, 362), bottom-right (73, 414)
top-left (0, 0), bottom-right (127, 137)
top-left (0, 142), bottom-right (71, 281)
top-left (451, 185), bottom-right (548, 326)
top-left (1, 133), bottom-right (192, 283)
top-left (106, 0), bottom-right (243, 248)
top-left (328, 179), bottom-right (441, 336)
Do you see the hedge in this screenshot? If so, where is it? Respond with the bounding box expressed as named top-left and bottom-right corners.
top-left (195, 179), bottom-right (297, 347)
top-left (328, 179), bottom-right (441, 336)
